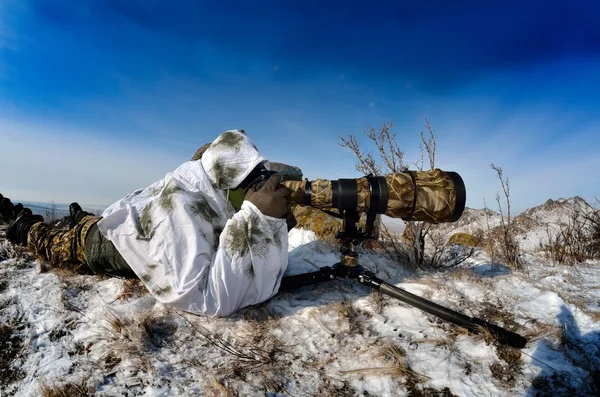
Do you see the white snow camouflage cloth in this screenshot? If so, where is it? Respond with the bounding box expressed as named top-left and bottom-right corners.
top-left (97, 130), bottom-right (289, 316)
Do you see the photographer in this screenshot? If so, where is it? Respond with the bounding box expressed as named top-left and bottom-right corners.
top-left (7, 130), bottom-right (296, 317)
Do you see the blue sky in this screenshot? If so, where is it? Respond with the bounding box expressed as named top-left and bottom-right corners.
top-left (1, 0), bottom-right (599, 214)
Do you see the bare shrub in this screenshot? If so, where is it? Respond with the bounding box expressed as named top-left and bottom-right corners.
top-left (425, 227), bottom-right (480, 270)
top-left (44, 201), bottom-right (61, 224)
top-left (586, 200), bottom-right (600, 257)
top-left (540, 204), bottom-right (600, 264)
top-left (489, 164), bottom-right (522, 270)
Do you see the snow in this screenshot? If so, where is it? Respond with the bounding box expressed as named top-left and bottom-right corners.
top-left (1, 213), bottom-right (600, 396)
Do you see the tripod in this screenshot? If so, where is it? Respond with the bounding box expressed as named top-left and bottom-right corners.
top-left (280, 210), bottom-right (527, 349)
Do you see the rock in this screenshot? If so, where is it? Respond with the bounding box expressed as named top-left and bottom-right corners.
top-left (448, 232), bottom-right (481, 247)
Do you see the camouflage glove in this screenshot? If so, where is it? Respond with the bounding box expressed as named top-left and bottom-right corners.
top-left (245, 173), bottom-right (291, 218)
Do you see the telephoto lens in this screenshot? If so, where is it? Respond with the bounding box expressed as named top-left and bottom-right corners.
top-left (282, 169), bottom-right (466, 223)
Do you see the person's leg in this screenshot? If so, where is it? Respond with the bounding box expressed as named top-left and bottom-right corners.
top-left (26, 214), bottom-right (101, 272)
top-left (10, 203), bottom-right (136, 278)
top-left (83, 224), bottom-right (137, 278)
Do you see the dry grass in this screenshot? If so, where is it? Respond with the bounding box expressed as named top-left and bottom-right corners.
top-left (539, 208), bottom-right (600, 265)
top-left (115, 278), bottom-right (149, 300)
top-left (341, 339), bottom-right (455, 396)
top-left (331, 301), bottom-right (369, 334)
top-left (39, 378), bottom-right (93, 397)
top-left (0, 239), bottom-right (20, 262)
top-left (97, 307), bottom-right (178, 374)
top-left (205, 375), bottom-right (236, 397)
top-left (368, 289), bottom-right (388, 314)
top-left (489, 345), bottom-right (523, 388)
top-left (477, 301), bottom-right (520, 332)
top-left (531, 372), bottom-right (578, 397)
top-left (0, 321), bottom-right (26, 390)
top-left (317, 378), bottom-right (355, 396)
top-left (106, 307), bottom-right (177, 350)
top-left (190, 308), bottom-right (291, 395)
top-left (177, 310), bottom-right (285, 366)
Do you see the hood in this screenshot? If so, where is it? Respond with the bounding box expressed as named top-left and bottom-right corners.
top-left (201, 130), bottom-right (266, 189)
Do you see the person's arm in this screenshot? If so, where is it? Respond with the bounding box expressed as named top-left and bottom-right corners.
top-left (194, 174), bottom-right (291, 316)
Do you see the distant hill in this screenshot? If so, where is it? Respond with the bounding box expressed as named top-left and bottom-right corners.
top-left (513, 196), bottom-right (595, 251)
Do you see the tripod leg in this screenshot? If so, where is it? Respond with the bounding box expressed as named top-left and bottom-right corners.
top-left (279, 267), bottom-right (337, 290)
top-left (359, 273), bottom-right (527, 349)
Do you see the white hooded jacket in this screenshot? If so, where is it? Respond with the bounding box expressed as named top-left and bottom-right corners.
top-left (96, 130), bottom-right (289, 316)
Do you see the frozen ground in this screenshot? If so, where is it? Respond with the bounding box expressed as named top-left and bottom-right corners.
top-left (1, 222), bottom-right (599, 396)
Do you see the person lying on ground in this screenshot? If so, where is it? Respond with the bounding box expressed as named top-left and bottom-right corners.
top-left (0, 195), bottom-right (24, 223)
top-left (7, 130), bottom-right (296, 317)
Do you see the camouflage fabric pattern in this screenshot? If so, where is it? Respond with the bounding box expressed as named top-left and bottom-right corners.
top-left (27, 215), bottom-right (101, 270)
top-left (409, 169), bottom-right (457, 223)
top-left (283, 169), bottom-right (458, 223)
top-left (355, 177), bottom-right (371, 213)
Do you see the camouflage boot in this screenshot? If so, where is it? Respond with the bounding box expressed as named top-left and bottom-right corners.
top-left (69, 202), bottom-right (93, 229)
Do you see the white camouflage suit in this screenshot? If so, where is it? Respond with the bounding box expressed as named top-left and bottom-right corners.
top-left (97, 130), bottom-right (289, 316)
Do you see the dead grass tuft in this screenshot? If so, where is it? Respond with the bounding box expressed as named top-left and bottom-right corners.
top-left (477, 301), bottom-right (519, 332)
top-left (137, 309), bottom-right (178, 348)
top-left (100, 307), bottom-right (177, 373)
top-left (332, 301), bottom-right (369, 334)
top-left (177, 311), bottom-right (285, 366)
top-left (368, 289), bottom-right (388, 314)
top-left (39, 378), bottom-right (93, 397)
top-left (102, 351), bottom-right (121, 371)
top-left (353, 339), bottom-right (443, 396)
top-left (490, 345), bottom-right (523, 388)
top-left (379, 340), bottom-right (408, 370)
top-left (205, 375), bottom-right (236, 397)
top-left (116, 278), bottom-right (148, 300)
